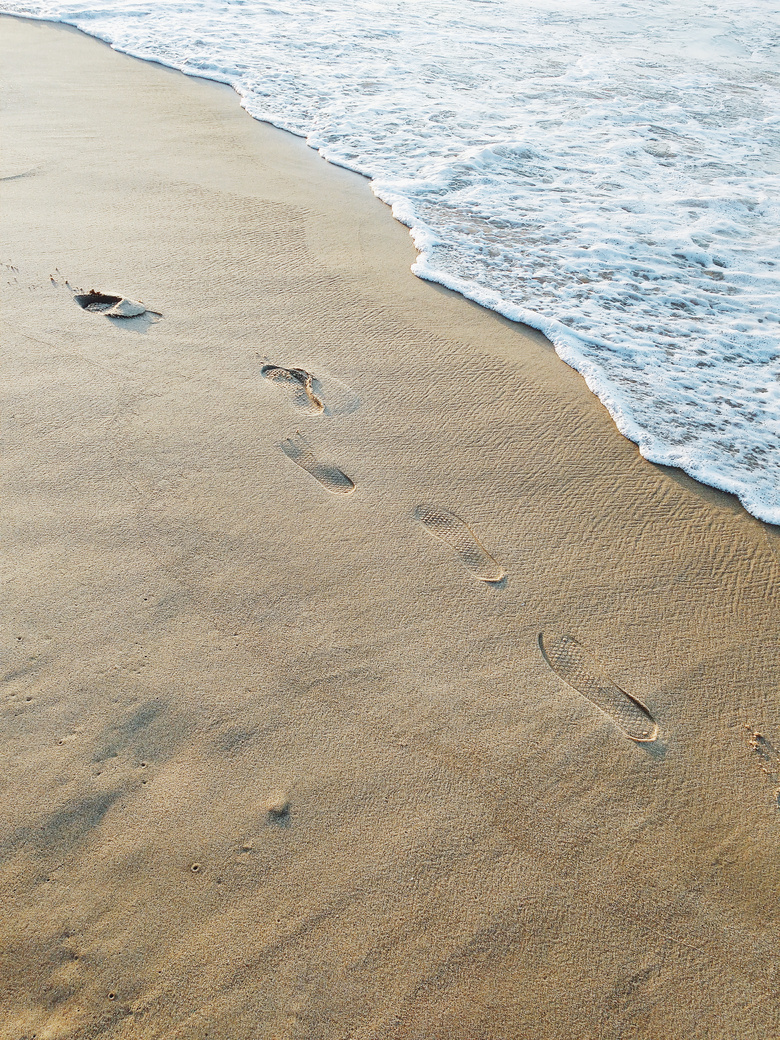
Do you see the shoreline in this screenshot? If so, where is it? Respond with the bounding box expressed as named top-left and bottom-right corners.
top-left (2, 12), bottom-right (778, 526)
top-left (1, 15), bottom-right (779, 1040)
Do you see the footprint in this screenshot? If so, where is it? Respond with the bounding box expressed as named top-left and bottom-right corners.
top-left (538, 631), bottom-right (658, 743)
top-left (261, 365), bottom-right (324, 413)
top-left (74, 289), bottom-right (159, 319)
top-left (280, 433), bottom-right (355, 495)
top-left (415, 504), bottom-right (505, 583)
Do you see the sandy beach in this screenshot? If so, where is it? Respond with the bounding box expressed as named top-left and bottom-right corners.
top-left (1, 15), bottom-right (779, 1039)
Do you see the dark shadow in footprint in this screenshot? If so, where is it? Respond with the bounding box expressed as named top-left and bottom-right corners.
top-left (415, 504), bottom-right (505, 583)
top-left (261, 365), bottom-right (324, 413)
top-left (538, 631), bottom-right (658, 743)
top-left (75, 290), bottom-right (144, 316)
top-left (74, 290), bottom-right (161, 327)
top-left (281, 433), bottom-right (355, 495)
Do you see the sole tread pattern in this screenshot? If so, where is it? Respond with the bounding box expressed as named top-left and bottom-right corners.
top-left (538, 631), bottom-right (658, 742)
top-left (415, 504), bottom-right (504, 583)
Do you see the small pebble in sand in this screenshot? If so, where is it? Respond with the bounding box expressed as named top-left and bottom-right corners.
top-left (264, 791), bottom-right (290, 821)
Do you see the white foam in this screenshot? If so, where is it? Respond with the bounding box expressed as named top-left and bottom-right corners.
top-left (5, 0), bottom-right (779, 522)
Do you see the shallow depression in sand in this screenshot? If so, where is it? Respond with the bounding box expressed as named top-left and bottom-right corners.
top-left (415, 504), bottom-right (505, 583)
top-left (538, 631), bottom-right (658, 743)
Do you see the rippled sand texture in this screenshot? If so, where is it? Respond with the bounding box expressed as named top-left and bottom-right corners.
top-left (1, 18), bottom-right (779, 1040)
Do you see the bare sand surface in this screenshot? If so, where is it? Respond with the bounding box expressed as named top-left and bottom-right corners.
top-left (1, 16), bottom-right (779, 1040)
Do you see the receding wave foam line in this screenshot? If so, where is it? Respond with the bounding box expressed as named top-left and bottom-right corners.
top-left (4, 0), bottom-right (778, 523)
top-left (406, 254), bottom-right (778, 524)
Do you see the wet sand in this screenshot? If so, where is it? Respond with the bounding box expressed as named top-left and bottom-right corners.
top-left (1, 15), bottom-right (778, 1039)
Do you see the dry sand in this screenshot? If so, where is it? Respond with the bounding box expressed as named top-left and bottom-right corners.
top-left (1, 15), bottom-right (779, 1040)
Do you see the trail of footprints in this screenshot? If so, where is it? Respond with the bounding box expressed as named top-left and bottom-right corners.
top-left (263, 365), bottom-right (353, 495)
top-left (62, 271), bottom-right (664, 750)
top-left (37, 272), bottom-right (780, 757)
top-left (262, 359), bottom-right (660, 745)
